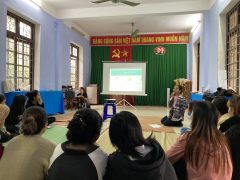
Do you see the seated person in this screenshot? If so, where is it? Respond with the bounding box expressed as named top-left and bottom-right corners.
top-left (0, 102), bottom-right (14, 159)
top-left (47, 109), bottom-right (107, 180)
top-left (0, 94), bottom-right (6, 105)
top-left (212, 97), bottom-right (230, 126)
top-left (0, 107), bottom-right (56, 180)
top-left (0, 94), bottom-right (14, 144)
top-left (225, 122), bottom-right (240, 180)
top-left (26, 90), bottom-right (44, 108)
top-left (167, 101), bottom-right (232, 180)
top-left (180, 101), bottom-right (198, 135)
top-left (161, 85), bottom-right (188, 127)
top-left (77, 87), bottom-right (90, 108)
top-left (219, 95), bottom-right (240, 132)
top-left (5, 95), bottom-right (26, 134)
top-left (104, 111), bottom-right (177, 180)
top-left (26, 90), bottom-right (55, 125)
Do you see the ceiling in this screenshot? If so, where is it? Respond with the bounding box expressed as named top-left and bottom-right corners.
top-left (38, 0), bottom-right (216, 37)
top-left (43, 0), bottom-right (199, 9)
top-left (74, 14), bottom-right (202, 36)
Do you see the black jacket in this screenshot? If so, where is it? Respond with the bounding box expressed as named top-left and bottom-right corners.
top-left (5, 108), bottom-right (24, 134)
top-left (25, 100), bottom-right (44, 109)
top-left (0, 130), bottom-right (14, 143)
top-left (225, 123), bottom-right (240, 180)
top-left (5, 110), bottom-right (21, 126)
top-left (104, 140), bottom-right (177, 180)
top-left (219, 115), bottom-right (240, 132)
top-left (77, 92), bottom-right (88, 98)
top-left (46, 142), bottom-right (107, 180)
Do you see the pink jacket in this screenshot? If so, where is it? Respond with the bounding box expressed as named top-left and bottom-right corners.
top-left (166, 134), bottom-right (232, 180)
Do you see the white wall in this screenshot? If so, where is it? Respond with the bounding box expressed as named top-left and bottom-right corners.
top-left (190, 21), bottom-right (202, 91)
top-left (0, 0), bottom-right (91, 93)
top-left (190, 0), bottom-right (238, 92)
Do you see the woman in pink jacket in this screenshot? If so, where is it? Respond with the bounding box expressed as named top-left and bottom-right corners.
top-left (167, 101), bottom-right (232, 180)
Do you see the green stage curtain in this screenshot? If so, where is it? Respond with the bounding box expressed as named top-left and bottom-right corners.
top-left (90, 46), bottom-right (110, 104)
top-left (132, 44), bottom-right (187, 106)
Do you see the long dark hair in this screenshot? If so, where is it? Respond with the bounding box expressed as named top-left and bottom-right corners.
top-left (185, 101), bottom-right (231, 173)
top-left (66, 109), bottom-right (102, 145)
top-left (109, 111), bottom-right (153, 157)
top-left (0, 94), bottom-right (5, 104)
top-left (212, 97), bottom-right (228, 116)
top-left (26, 90), bottom-right (39, 101)
top-left (80, 87), bottom-right (87, 97)
top-left (10, 95), bottom-right (26, 115)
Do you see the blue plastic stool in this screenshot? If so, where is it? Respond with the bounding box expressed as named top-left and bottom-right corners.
top-left (103, 99), bottom-right (116, 121)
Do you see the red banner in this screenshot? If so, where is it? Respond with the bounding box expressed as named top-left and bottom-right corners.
top-left (110, 46), bottom-right (132, 61)
top-left (91, 33), bottom-right (189, 46)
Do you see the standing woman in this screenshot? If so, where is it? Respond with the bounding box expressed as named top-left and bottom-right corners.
top-left (5, 95), bottom-right (26, 134)
top-left (0, 107), bottom-right (56, 180)
top-left (167, 101), bottom-right (232, 180)
top-left (104, 111), bottom-right (177, 180)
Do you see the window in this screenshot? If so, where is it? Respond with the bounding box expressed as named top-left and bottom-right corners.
top-left (6, 12), bottom-right (34, 90)
top-left (70, 44), bottom-right (79, 89)
top-left (226, 3), bottom-right (240, 93)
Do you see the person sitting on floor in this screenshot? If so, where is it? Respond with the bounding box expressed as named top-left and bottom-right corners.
top-left (104, 111), bottom-right (177, 180)
top-left (219, 95), bottom-right (240, 132)
top-left (0, 94), bottom-right (14, 143)
top-left (180, 100), bottom-right (198, 135)
top-left (0, 106), bottom-right (56, 180)
top-left (167, 101), bottom-right (232, 180)
top-left (0, 94), bottom-right (6, 105)
top-left (26, 90), bottom-right (56, 125)
top-left (5, 95), bottom-right (26, 134)
top-left (77, 87), bottom-right (90, 108)
top-left (26, 90), bottom-right (44, 108)
top-left (47, 108), bottom-right (107, 180)
top-left (161, 85), bottom-right (188, 127)
top-left (211, 96), bottom-right (230, 126)
top-left (225, 119), bottom-right (240, 180)
top-left (0, 101), bottom-right (14, 159)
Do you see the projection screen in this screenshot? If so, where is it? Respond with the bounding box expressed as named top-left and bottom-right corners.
top-left (101, 62), bottom-right (147, 96)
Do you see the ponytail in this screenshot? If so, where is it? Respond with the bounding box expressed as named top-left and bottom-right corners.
top-left (21, 116), bottom-right (38, 135)
top-left (21, 106), bottom-right (47, 135)
top-left (66, 109), bottom-right (102, 145)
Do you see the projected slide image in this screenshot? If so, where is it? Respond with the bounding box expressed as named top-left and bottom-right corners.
top-left (110, 69), bottom-right (142, 92)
